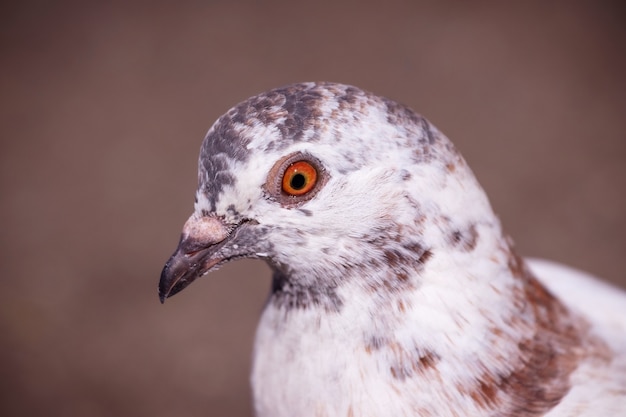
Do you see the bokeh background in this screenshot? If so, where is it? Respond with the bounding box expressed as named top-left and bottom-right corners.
top-left (1, 1), bottom-right (624, 416)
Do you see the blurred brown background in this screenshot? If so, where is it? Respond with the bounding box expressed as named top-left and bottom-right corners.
top-left (1, 1), bottom-right (624, 416)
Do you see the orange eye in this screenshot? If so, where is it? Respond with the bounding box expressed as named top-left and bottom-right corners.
top-left (282, 161), bottom-right (318, 196)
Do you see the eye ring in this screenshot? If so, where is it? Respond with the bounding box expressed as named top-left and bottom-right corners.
top-left (265, 152), bottom-right (328, 207)
top-left (282, 161), bottom-right (318, 196)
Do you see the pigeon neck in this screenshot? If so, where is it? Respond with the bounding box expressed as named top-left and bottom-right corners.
top-left (255, 232), bottom-right (603, 416)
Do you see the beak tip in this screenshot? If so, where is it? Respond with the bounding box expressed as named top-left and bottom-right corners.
top-left (158, 265), bottom-right (172, 304)
top-left (158, 266), bottom-right (187, 304)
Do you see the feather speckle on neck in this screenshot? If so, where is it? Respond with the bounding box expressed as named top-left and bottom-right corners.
top-left (270, 267), bottom-right (344, 313)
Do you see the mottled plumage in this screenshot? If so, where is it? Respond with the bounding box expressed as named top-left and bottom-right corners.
top-left (159, 82), bottom-right (626, 417)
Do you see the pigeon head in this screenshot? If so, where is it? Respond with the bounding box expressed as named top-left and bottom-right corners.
top-left (159, 82), bottom-right (496, 305)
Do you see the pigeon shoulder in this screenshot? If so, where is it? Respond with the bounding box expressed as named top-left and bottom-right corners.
top-left (527, 258), bottom-right (626, 340)
top-left (527, 258), bottom-right (626, 416)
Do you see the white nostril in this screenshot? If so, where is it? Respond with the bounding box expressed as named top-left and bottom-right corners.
top-left (182, 214), bottom-right (230, 246)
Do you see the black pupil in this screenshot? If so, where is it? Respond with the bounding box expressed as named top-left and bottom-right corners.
top-left (290, 173), bottom-right (306, 190)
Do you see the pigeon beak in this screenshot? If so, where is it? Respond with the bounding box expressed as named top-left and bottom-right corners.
top-left (159, 214), bottom-right (234, 303)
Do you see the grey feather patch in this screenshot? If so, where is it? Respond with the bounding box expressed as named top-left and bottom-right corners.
top-left (270, 268), bottom-right (343, 313)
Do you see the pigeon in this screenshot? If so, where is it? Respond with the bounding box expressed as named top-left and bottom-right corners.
top-left (159, 82), bottom-right (626, 417)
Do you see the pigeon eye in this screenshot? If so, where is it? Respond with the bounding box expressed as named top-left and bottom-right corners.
top-left (282, 161), bottom-right (317, 196)
top-left (265, 152), bottom-right (327, 207)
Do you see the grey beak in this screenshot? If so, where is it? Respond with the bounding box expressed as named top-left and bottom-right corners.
top-left (158, 215), bottom-right (233, 303)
